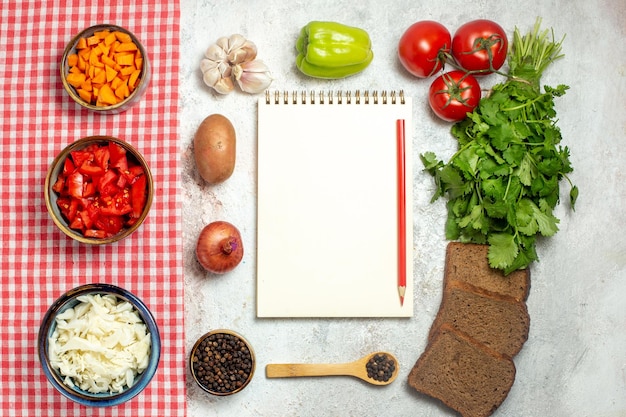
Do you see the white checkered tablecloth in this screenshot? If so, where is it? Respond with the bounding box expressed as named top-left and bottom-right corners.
top-left (0, 1), bottom-right (186, 415)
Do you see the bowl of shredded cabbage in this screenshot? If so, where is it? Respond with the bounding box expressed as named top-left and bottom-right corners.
top-left (37, 283), bottom-right (161, 407)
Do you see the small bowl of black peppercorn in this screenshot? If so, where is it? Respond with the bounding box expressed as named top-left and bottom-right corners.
top-left (189, 329), bottom-right (255, 396)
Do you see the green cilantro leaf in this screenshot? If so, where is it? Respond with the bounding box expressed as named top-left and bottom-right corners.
top-left (487, 233), bottom-right (518, 269)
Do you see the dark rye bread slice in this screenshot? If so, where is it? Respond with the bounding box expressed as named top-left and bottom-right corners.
top-left (408, 323), bottom-right (516, 417)
top-left (428, 281), bottom-right (530, 357)
top-left (445, 242), bottom-right (531, 302)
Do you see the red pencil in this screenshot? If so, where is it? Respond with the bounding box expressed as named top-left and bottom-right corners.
top-left (396, 119), bottom-right (406, 306)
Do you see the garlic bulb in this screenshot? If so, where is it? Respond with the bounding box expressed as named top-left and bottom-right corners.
top-left (201, 34), bottom-right (271, 95)
top-left (232, 60), bottom-right (273, 94)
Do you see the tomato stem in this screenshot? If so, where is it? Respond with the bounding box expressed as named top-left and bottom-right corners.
top-left (436, 72), bottom-right (474, 108)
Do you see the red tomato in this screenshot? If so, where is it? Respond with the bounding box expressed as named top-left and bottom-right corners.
top-left (398, 21), bottom-right (451, 78)
top-left (451, 19), bottom-right (508, 74)
top-left (428, 71), bottom-right (481, 122)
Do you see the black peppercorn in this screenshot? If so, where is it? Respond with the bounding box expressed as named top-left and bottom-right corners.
top-left (191, 331), bottom-right (254, 394)
top-left (365, 353), bottom-right (396, 382)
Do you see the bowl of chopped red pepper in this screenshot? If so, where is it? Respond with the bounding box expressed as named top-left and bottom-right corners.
top-left (44, 136), bottom-right (153, 244)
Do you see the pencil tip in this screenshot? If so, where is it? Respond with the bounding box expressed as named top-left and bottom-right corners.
top-left (398, 286), bottom-right (406, 306)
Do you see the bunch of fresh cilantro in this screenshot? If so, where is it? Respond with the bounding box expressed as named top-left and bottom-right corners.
top-left (421, 19), bottom-right (578, 274)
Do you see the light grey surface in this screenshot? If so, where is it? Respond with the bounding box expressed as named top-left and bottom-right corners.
top-left (179, 1), bottom-right (626, 416)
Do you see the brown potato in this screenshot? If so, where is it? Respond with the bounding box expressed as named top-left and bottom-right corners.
top-left (193, 114), bottom-right (236, 184)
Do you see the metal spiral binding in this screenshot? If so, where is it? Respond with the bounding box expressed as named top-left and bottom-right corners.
top-left (265, 90), bottom-right (405, 105)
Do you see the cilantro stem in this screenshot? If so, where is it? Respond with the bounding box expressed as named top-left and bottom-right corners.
top-left (447, 140), bottom-right (474, 163)
top-left (503, 172), bottom-right (513, 200)
top-left (508, 17), bottom-right (565, 86)
top-left (501, 92), bottom-right (548, 111)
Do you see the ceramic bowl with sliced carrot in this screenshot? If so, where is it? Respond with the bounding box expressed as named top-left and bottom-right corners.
top-left (61, 24), bottom-right (151, 114)
top-left (44, 136), bottom-right (154, 245)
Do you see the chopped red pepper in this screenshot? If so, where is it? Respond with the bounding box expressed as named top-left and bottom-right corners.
top-left (66, 171), bottom-right (84, 199)
top-left (130, 174), bottom-right (147, 219)
top-left (54, 141), bottom-right (148, 238)
top-left (109, 142), bottom-right (128, 172)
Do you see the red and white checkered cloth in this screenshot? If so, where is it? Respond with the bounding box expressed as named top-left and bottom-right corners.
top-left (0, 1), bottom-right (185, 416)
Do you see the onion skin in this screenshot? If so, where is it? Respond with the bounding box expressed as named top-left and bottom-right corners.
top-left (196, 221), bottom-right (244, 274)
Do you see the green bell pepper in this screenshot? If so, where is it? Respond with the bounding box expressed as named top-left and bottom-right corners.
top-left (296, 21), bottom-right (374, 79)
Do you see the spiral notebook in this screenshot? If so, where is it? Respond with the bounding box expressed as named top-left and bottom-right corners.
top-left (257, 90), bottom-right (413, 318)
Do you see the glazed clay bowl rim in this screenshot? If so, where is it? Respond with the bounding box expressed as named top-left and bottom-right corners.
top-left (37, 283), bottom-right (161, 407)
top-left (44, 135), bottom-right (154, 245)
top-left (60, 23), bottom-right (151, 114)
top-left (189, 329), bottom-right (256, 396)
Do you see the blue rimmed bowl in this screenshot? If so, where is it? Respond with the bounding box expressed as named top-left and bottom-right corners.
top-left (38, 283), bottom-right (161, 407)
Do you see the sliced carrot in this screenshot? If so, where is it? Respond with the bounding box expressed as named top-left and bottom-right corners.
top-left (100, 55), bottom-right (119, 70)
top-left (113, 31), bottom-right (132, 43)
top-left (119, 65), bottom-right (135, 76)
top-left (91, 68), bottom-right (106, 85)
top-left (87, 35), bottom-right (100, 46)
top-left (110, 76), bottom-right (123, 90)
top-left (105, 65), bottom-right (118, 83)
top-left (81, 79), bottom-right (93, 92)
top-left (89, 51), bottom-right (103, 67)
top-left (115, 53), bottom-right (135, 66)
top-left (66, 28), bottom-right (143, 106)
top-left (77, 55), bottom-right (87, 72)
top-left (134, 55), bottom-right (143, 70)
top-left (66, 72), bottom-right (86, 88)
top-left (67, 54), bottom-right (79, 67)
top-left (104, 31), bottom-right (117, 46)
top-left (76, 37), bottom-right (88, 50)
top-left (109, 40), bottom-right (121, 56)
top-left (98, 42), bottom-right (110, 57)
top-left (128, 69), bottom-right (141, 90)
top-left (88, 65), bottom-right (96, 80)
top-left (92, 46), bottom-right (104, 58)
top-left (78, 88), bottom-right (93, 103)
top-left (115, 42), bottom-right (138, 52)
top-left (94, 30), bottom-right (109, 39)
top-left (98, 83), bottom-right (117, 105)
top-left (78, 47), bottom-right (91, 60)
top-left (115, 80), bottom-right (130, 100)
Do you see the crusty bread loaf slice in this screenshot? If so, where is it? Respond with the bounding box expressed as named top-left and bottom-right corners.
top-left (444, 242), bottom-right (530, 301)
top-left (408, 323), bottom-right (516, 417)
top-left (429, 281), bottom-right (530, 357)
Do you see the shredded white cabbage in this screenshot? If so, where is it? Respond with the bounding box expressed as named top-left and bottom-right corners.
top-left (48, 293), bottom-right (152, 394)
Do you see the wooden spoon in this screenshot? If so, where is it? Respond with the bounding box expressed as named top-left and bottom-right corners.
top-left (265, 351), bottom-right (399, 386)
